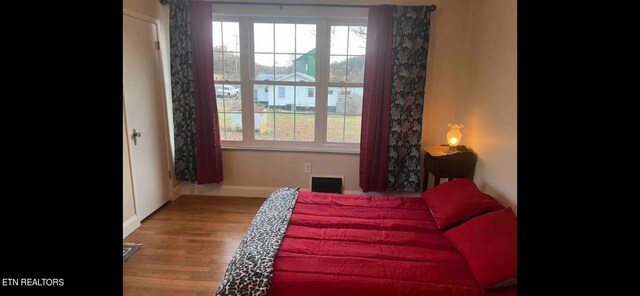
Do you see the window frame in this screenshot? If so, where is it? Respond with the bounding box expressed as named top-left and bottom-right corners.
top-left (214, 15), bottom-right (366, 153)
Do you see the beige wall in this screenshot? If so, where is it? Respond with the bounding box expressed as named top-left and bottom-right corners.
top-left (221, 150), bottom-right (360, 191)
top-left (422, 0), bottom-right (469, 147)
top-left (123, 0), bottom-right (169, 21)
top-left (123, 112), bottom-right (136, 222)
top-left (422, 0), bottom-right (517, 212)
top-left (459, 0), bottom-right (517, 212)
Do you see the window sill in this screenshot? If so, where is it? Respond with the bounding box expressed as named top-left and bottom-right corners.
top-left (221, 145), bottom-right (360, 155)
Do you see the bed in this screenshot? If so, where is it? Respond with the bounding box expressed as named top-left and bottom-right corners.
top-left (215, 184), bottom-right (517, 296)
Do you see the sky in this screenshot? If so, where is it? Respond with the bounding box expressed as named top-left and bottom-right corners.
top-left (212, 21), bottom-right (366, 68)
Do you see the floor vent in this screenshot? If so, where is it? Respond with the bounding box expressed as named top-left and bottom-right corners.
top-left (311, 176), bottom-right (343, 194)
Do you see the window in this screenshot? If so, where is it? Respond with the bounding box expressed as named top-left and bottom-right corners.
top-left (253, 22), bottom-right (317, 142)
top-left (327, 25), bottom-right (366, 143)
top-left (213, 21), bottom-right (242, 141)
top-left (212, 13), bottom-right (366, 152)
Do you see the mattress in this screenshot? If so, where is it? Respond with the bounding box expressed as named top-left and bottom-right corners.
top-left (268, 191), bottom-right (516, 296)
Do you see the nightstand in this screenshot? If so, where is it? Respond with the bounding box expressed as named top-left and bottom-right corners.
top-left (422, 146), bottom-right (477, 192)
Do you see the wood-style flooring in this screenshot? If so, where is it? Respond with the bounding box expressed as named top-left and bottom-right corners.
top-left (123, 195), bottom-right (265, 296)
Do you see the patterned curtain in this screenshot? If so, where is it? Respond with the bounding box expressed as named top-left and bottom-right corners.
top-left (160, 0), bottom-right (197, 182)
top-left (387, 6), bottom-right (433, 191)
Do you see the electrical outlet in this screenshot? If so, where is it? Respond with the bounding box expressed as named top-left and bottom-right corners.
top-left (304, 163), bottom-right (312, 173)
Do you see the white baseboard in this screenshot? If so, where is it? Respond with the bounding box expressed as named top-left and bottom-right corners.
top-left (173, 183), bottom-right (420, 198)
top-left (123, 215), bottom-right (140, 239)
top-left (172, 184), bottom-right (181, 201)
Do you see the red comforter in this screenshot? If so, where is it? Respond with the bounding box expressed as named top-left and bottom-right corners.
top-left (268, 192), bottom-right (516, 296)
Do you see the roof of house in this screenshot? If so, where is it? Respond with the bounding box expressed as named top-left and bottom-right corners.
top-left (255, 73), bottom-right (290, 81)
top-left (255, 72), bottom-right (316, 82)
top-left (294, 48), bottom-right (316, 61)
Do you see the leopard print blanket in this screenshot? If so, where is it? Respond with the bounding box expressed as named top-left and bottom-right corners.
top-left (215, 187), bottom-right (299, 296)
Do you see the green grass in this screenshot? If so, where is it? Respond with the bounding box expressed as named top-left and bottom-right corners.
top-left (217, 98), bottom-right (361, 143)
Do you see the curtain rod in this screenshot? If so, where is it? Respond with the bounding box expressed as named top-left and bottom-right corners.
top-left (207, 1), bottom-right (436, 11)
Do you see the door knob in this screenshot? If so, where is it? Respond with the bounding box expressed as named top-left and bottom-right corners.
top-left (132, 129), bottom-right (142, 145)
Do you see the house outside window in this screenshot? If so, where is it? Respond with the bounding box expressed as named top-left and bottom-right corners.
top-left (212, 7), bottom-right (367, 152)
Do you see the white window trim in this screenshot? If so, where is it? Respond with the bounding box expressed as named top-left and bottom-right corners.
top-left (213, 14), bottom-right (367, 154)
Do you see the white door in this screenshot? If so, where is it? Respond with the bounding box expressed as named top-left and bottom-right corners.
top-left (123, 14), bottom-right (171, 221)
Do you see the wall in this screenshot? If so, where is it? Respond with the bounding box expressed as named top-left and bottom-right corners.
top-left (123, 113), bottom-right (136, 223)
top-left (421, 0), bottom-right (469, 148)
top-left (458, 0), bottom-right (517, 212)
top-left (422, 0), bottom-right (517, 212)
top-left (225, 149), bottom-right (359, 191)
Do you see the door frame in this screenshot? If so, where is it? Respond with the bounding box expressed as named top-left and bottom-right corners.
top-left (123, 9), bottom-right (175, 224)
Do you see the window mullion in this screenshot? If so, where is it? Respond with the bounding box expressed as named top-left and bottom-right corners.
top-left (272, 23), bottom-right (277, 141)
top-left (293, 24), bottom-right (297, 141)
top-left (315, 19), bottom-right (329, 147)
top-left (239, 17), bottom-right (253, 145)
top-left (342, 87), bottom-right (347, 142)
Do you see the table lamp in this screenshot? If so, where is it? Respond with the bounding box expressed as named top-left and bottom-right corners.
top-left (447, 123), bottom-right (463, 151)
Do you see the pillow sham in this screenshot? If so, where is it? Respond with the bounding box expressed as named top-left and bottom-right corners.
top-left (422, 178), bottom-right (503, 229)
top-left (444, 207), bottom-right (517, 289)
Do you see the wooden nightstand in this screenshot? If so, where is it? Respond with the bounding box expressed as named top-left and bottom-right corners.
top-left (422, 146), bottom-right (477, 192)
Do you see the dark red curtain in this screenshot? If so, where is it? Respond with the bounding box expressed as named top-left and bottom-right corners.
top-left (190, 1), bottom-right (223, 184)
top-left (359, 5), bottom-right (394, 192)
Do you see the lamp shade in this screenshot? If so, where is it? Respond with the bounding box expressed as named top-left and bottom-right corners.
top-left (447, 123), bottom-right (464, 148)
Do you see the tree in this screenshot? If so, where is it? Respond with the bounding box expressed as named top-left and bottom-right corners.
top-left (350, 26), bottom-right (367, 39)
top-left (330, 56), bottom-right (365, 82)
top-left (275, 55), bottom-right (295, 76)
top-left (213, 45), bottom-right (240, 80)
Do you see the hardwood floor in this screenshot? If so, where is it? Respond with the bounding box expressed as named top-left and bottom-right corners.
top-left (123, 195), bottom-right (265, 296)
